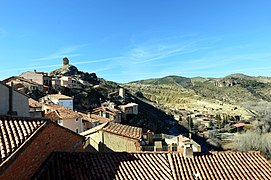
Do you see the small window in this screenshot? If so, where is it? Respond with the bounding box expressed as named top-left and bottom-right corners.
top-left (75, 128), bottom-right (79, 133)
top-left (75, 118), bottom-right (79, 122)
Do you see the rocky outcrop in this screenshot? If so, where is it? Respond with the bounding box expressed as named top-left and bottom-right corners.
top-left (50, 64), bottom-right (79, 76)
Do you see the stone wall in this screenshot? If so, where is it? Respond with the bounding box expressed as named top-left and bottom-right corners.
top-left (86, 130), bottom-right (140, 152)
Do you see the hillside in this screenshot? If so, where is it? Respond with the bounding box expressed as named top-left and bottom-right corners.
top-left (47, 62), bottom-right (176, 133)
top-left (124, 74), bottom-right (271, 119)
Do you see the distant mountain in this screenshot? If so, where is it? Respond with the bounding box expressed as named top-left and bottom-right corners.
top-left (124, 74), bottom-right (271, 118)
top-left (131, 75), bottom-right (193, 88)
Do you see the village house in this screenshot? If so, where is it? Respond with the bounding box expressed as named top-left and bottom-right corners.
top-left (52, 75), bottom-right (82, 89)
top-left (2, 76), bottom-right (44, 92)
top-left (81, 122), bottom-right (143, 152)
top-left (119, 102), bottom-right (138, 121)
top-left (77, 112), bottom-right (111, 131)
top-left (41, 93), bottom-right (74, 110)
top-left (0, 116), bottom-right (84, 180)
top-left (0, 81), bottom-right (29, 117)
top-left (165, 134), bottom-right (201, 153)
top-left (33, 151), bottom-right (271, 179)
top-left (29, 98), bottom-right (44, 118)
top-left (59, 76), bottom-right (72, 87)
top-left (20, 70), bottom-right (52, 88)
top-left (51, 76), bottom-right (61, 89)
top-left (92, 102), bottom-right (122, 123)
top-left (140, 132), bottom-right (201, 154)
top-left (43, 104), bottom-right (84, 133)
top-left (232, 122), bottom-right (250, 132)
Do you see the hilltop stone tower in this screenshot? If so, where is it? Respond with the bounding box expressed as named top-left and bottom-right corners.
top-left (119, 87), bottom-right (125, 100)
top-left (62, 57), bottom-right (69, 67)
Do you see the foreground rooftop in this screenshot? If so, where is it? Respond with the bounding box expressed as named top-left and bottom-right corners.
top-left (0, 116), bottom-right (46, 165)
top-left (33, 151), bottom-right (271, 180)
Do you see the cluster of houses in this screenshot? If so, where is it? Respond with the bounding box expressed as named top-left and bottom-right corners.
top-left (175, 105), bottom-right (252, 134)
top-left (2, 58), bottom-right (83, 96)
top-left (1, 59), bottom-right (271, 179)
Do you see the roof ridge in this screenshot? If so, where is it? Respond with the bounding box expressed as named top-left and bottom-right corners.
top-left (0, 116), bottom-right (47, 121)
top-left (54, 109), bottom-right (62, 119)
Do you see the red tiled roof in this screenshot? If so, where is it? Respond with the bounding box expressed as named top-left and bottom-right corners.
top-left (92, 107), bottom-right (120, 115)
top-left (2, 76), bottom-right (43, 86)
top-left (45, 94), bottom-right (73, 100)
top-left (89, 114), bottom-right (111, 124)
top-left (45, 106), bottom-right (81, 120)
top-left (233, 122), bottom-right (247, 128)
top-left (33, 151), bottom-right (271, 180)
top-left (29, 98), bottom-right (42, 108)
top-left (170, 151), bottom-right (271, 179)
top-left (80, 122), bottom-right (142, 140)
top-left (78, 113), bottom-right (111, 124)
top-left (103, 122), bottom-right (142, 140)
top-left (0, 116), bottom-right (46, 165)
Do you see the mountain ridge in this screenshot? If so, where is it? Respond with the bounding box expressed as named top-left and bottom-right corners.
top-left (123, 73), bottom-right (271, 119)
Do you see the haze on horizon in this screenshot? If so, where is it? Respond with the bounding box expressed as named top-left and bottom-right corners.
top-left (1, 0), bottom-right (271, 83)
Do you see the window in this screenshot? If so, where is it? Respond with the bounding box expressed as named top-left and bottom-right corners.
top-left (75, 128), bottom-right (79, 133)
top-left (30, 86), bottom-right (37, 90)
top-left (106, 113), bottom-right (109, 118)
top-left (75, 118), bottom-right (79, 122)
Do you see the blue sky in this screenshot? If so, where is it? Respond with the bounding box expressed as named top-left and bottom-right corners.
top-left (1, 1), bottom-right (271, 83)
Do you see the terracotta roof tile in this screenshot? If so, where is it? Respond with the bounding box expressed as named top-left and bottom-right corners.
top-left (90, 114), bottom-right (111, 123)
top-left (169, 151), bottom-right (271, 180)
top-left (3, 76), bottom-right (43, 86)
top-left (233, 122), bottom-right (247, 128)
top-left (80, 122), bottom-right (142, 141)
top-left (29, 98), bottom-right (42, 108)
top-left (33, 151), bottom-right (271, 180)
top-left (103, 122), bottom-right (142, 140)
top-left (45, 94), bottom-right (73, 100)
top-left (92, 107), bottom-right (120, 115)
top-left (0, 116), bottom-right (46, 165)
top-left (45, 106), bottom-right (81, 120)
top-left (33, 152), bottom-right (173, 180)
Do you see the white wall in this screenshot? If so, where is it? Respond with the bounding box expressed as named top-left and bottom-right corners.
top-left (52, 99), bottom-right (73, 110)
top-left (62, 118), bottom-right (83, 133)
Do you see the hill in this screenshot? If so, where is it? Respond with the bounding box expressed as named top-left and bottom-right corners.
top-left (47, 61), bottom-right (177, 133)
top-left (124, 74), bottom-right (271, 118)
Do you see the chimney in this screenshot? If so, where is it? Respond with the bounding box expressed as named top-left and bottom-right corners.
top-left (154, 141), bottom-right (163, 152)
top-left (183, 142), bottom-right (193, 159)
top-left (7, 82), bottom-right (17, 116)
top-left (147, 130), bottom-right (154, 144)
top-left (88, 112), bottom-right (91, 118)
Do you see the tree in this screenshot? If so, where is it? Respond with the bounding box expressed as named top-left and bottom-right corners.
top-left (215, 114), bottom-right (222, 129)
top-left (186, 116), bottom-right (193, 130)
top-left (233, 131), bottom-right (271, 159)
